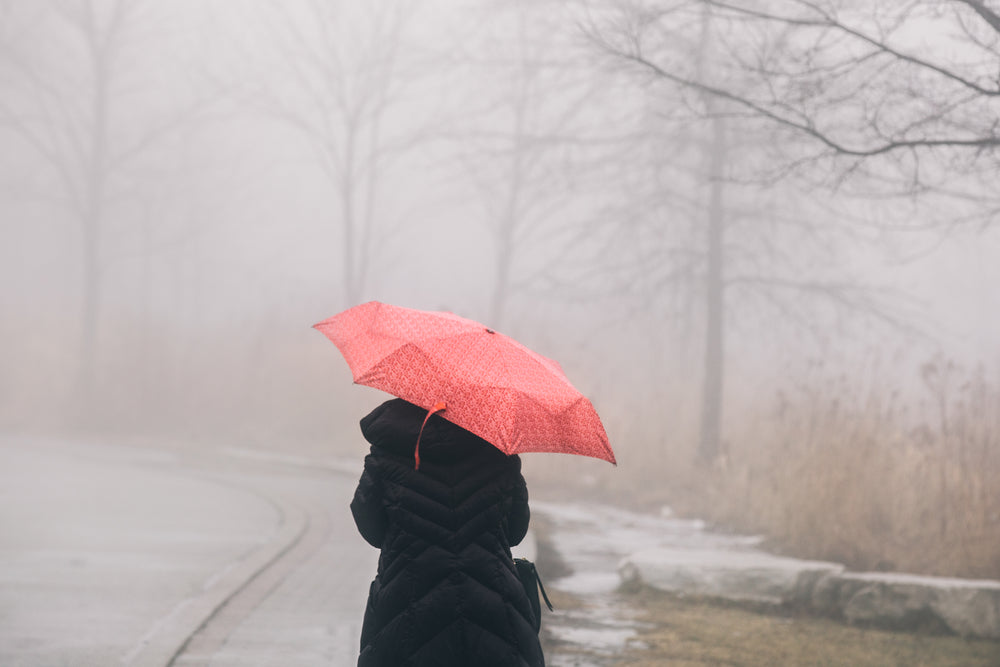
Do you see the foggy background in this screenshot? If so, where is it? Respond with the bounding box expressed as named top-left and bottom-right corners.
top-left (2, 0), bottom-right (999, 577)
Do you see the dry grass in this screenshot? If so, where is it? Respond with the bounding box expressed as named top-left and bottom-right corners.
top-left (615, 589), bottom-right (1000, 666)
top-left (699, 358), bottom-right (1000, 579)
top-left (527, 357), bottom-right (1000, 581)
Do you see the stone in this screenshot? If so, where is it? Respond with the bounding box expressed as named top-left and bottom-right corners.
top-left (829, 572), bottom-right (1000, 639)
top-left (619, 546), bottom-right (1000, 640)
top-left (618, 547), bottom-right (844, 607)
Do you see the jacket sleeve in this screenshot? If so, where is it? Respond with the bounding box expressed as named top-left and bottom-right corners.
top-left (507, 459), bottom-right (530, 547)
top-left (350, 452), bottom-right (387, 548)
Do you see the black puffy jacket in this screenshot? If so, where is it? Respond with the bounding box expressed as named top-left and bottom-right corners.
top-left (351, 399), bottom-right (545, 667)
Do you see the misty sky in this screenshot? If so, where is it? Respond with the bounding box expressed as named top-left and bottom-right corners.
top-left (1, 0), bottom-right (999, 445)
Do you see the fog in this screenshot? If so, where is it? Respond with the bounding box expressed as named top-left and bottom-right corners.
top-left (5, 2), bottom-right (1000, 664)
top-left (2, 0), bottom-right (999, 565)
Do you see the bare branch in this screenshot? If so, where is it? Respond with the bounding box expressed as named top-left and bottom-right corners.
top-left (955, 0), bottom-right (1000, 35)
top-left (705, 0), bottom-right (1000, 95)
top-left (610, 42), bottom-right (1000, 157)
top-left (726, 274), bottom-right (927, 337)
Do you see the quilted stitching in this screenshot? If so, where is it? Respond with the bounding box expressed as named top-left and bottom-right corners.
top-left (352, 401), bottom-right (544, 667)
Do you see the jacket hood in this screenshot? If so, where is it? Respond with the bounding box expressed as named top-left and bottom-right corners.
top-left (360, 398), bottom-right (505, 464)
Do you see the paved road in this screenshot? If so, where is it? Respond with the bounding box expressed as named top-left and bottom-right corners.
top-left (0, 436), bottom-right (376, 667)
top-left (171, 463), bottom-right (376, 666)
top-left (0, 436), bottom-right (626, 667)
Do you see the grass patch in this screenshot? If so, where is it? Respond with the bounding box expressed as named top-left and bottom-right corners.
top-left (616, 588), bottom-right (1000, 667)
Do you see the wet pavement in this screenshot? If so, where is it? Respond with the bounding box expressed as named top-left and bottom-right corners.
top-left (0, 436), bottom-right (376, 666)
top-left (0, 437), bottom-right (582, 666)
top-left (170, 465), bottom-right (375, 667)
top-left (0, 434), bottom-right (760, 666)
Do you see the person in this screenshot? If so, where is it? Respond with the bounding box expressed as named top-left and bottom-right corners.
top-left (350, 398), bottom-right (545, 667)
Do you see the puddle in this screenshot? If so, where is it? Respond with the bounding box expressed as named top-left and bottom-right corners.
top-left (544, 598), bottom-right (650, 667)
top-left (535, 500), bottom-right (761, 664)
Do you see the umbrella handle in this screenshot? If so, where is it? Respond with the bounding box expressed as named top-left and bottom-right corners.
top-left (414, 401), bottom-right (447, 470)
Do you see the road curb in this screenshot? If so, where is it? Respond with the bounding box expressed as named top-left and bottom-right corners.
top-left (125, 489), bottom-right (309, 667)
top-left (620, 548), bottom-right (1000, 640)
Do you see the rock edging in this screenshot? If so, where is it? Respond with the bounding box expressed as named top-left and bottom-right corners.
top-left (619, 547), bottom-right (1000, 640)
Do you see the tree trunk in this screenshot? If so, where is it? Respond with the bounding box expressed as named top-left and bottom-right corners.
top-left (341, 125), bottom-right (360, 308)
top-left (77, 13), bottom-right (111, 399)
top-left (697, 113), bottom-right (726, 463)
top-left (490, 233), bottom-right (512, 330)
top-left (78, 212), bottom-right (101, 397)
top-left (489, 59), bottom-right (532, 333)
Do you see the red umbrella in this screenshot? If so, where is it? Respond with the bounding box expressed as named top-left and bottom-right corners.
top-left (313, 301), bottom-right (615, 465)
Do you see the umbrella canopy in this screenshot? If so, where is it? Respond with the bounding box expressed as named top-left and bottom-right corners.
top-left (314, 301), bottom-right (615, 464)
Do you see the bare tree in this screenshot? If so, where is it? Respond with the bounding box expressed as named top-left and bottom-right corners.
top-left (696, 6), bottom-right (729, 463)
top-left (234, 0), bottom-right (427, 308)
top-left (449, 4), bottom-right (616, 331)
top-left (582, 0), bottom-right (931, 463)
top-left (592, 0), bottom-right (1000, 217)
top-left (0, 0), bottom-right (209, 399)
